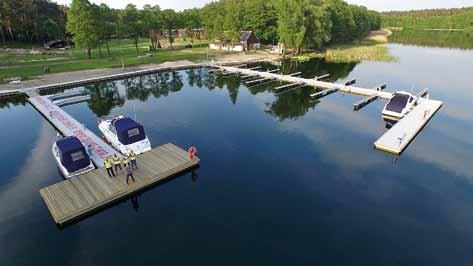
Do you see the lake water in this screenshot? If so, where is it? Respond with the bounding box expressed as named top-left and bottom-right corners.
top-left (0, 43), bottom-right (472, 266)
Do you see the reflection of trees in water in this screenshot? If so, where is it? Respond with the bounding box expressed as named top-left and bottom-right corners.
top-left (225, 76), bottom-right (241, 104)
top-left (203, 69), bottom-right (217, 90)
top-left (0, 95), bottom-right (28, 109)
top-left (149, 71), bottom-right (184, 98)
top-left (281, 59), bottom-right (358, 81)
top-left (86, 82), bottom-right (125, 117)
top-left (389, 30), bottom-right (473, 49)
top-left (84, 59), bottom-right (357, 120)
top-left (186, 69), bottom-right (204, 88)
top-left (200, 69), bottom-right (242, 104)
top-left (266, 88), bottom-right (319, 121)
top-left (170, 71), bottom-right (184, 92)
top-left (262, 59), bottom-right (358, 121)
top-left (85, 71), bottom-right (186, 117)
top-left (122, 71), bottom-right (184, 100)
top-left (123, 76), bottom-right (151, 102)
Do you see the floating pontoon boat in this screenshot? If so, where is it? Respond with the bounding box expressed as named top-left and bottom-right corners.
top-left (98, 115), bottom-right (151, 155)
top-left (382, 91), bottom-right (416, 123)
top-left (52, 136), bottom-right (95, 179)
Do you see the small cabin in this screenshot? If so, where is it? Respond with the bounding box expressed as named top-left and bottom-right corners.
top-left (210, 31), bottom-right (260, 52)
top-left (240, 31), bottom-right (260, 51)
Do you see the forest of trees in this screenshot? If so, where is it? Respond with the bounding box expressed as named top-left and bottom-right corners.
top-left (0, 0), bottom-right (67, 44)
top-left (382, 7), bottom-right (473, 30)
top-left (202, 0), bottom-right (381, 54)
top-left (0, 0), bottom-right (381, 57)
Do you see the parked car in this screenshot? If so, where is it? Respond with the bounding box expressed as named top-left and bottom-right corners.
top-left (44, 40), bottom-right (74, 50)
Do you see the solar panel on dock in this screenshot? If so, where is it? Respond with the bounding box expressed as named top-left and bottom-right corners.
top-left (374, 99), bottom-right (443, 155)
top-left (40, 143), bottom-right (200, 226)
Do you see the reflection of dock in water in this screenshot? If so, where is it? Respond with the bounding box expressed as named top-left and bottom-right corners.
top-left (23, 89), bottom-right (199, 226)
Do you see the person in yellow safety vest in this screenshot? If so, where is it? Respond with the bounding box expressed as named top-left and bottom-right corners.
top-left (113, 153), bottom-right (122, 173)
top-left (104, 157), bottom-right (115, 177)
top-left (123, 154), bottom-right (130, 168)
top-left (129, 150), bottom-right (137, 169)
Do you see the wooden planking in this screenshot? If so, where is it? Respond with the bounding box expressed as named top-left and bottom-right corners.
top-left (40, 143), bottom-right (200, 225)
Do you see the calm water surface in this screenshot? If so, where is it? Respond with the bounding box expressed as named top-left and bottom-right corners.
top-left (0, 44), bottom-right (472, 266)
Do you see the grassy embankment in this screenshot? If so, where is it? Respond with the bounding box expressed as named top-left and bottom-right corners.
top-left (0, 39), bottom-right (228, 83)
top-left (299, 29), bottom-right (395, 63)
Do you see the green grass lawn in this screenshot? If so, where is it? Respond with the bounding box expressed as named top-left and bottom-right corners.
top-left (0, 38), bottom-right (222, 83)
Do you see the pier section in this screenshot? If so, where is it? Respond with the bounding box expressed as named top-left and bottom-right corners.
top-left (27, 92), bottom-right (116, 167)
top-left (40, 143), bottom-right (200, 226)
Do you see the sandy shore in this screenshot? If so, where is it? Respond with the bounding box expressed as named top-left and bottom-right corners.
top-left (366, 29), bottom-right (393, 43)
top-left (0, 52), bottom-right (279, 91)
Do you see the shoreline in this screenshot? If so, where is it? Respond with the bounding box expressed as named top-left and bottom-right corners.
top-left (0, 30), bottom-right (391, 92)
top-left (0, 53), bottom-right (279, 92)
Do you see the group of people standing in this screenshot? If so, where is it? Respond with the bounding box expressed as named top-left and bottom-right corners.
top-left (104, 150), bottom-right (138, 185)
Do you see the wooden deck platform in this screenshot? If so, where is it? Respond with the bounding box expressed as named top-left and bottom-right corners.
top-left (374, 99), bottom-right (443, 155)
top-left (40, 143), bottom-right (200, 226)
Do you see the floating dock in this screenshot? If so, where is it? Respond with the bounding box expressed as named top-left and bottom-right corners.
top-left (374, 99), bottom-right (443, 155)
top-left (40, 143), bottom-right (200, 226)
top-left (23, 89), bottom-right (200, 225)
top-left (212, 64), bottom-right (444, 155)
top-left (213, 65), bottom-right (394, 100)
top-left (26, 91), bottom-right (116, 167)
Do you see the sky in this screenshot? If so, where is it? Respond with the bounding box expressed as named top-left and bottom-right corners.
top-left (55, 0), bottom-right (473, 11)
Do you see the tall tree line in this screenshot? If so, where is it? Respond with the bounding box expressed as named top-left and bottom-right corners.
top-left (1, 0), bottom-right (381, 57)
top-left (0, 0), bottom-right (67, 44)
top-left (201, 0), bottom-right (381, 54)
top-left (382, 7), bottom-right (473, 29)
top-left (66, 0), bottom-right (202, 58)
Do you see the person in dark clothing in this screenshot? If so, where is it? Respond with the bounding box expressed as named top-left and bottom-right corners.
top-left (126, 165), bottom-right (135, 185)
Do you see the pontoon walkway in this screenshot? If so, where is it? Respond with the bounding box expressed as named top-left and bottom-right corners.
top-left (374, 99), bottom-right (443, 155)
top-left (26, 91), bottom-right (116, 167)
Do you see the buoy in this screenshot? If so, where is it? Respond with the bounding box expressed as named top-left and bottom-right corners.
top-left (188, 147), bottom-right (197, 160)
